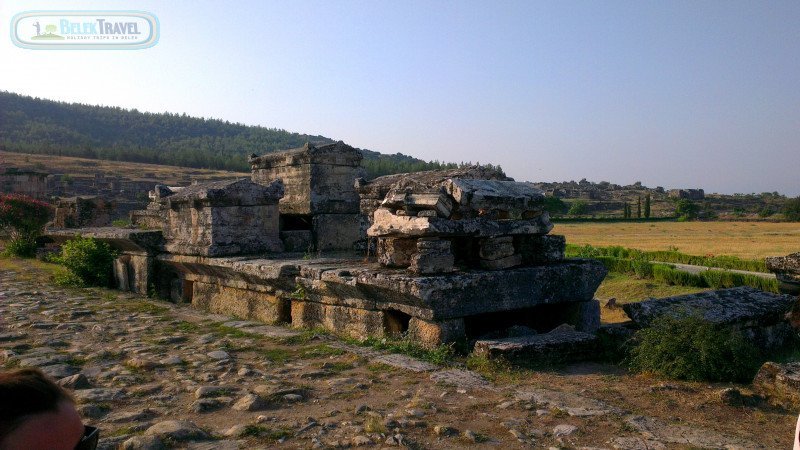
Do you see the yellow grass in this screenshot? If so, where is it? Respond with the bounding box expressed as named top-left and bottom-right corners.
top-left (0, 151), bottom-right (247, 183)
top-left (555, 221), bottom-right (800, 260)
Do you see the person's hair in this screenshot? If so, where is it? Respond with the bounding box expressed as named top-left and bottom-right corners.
top-left (0, 368), bottom-right (75, 442)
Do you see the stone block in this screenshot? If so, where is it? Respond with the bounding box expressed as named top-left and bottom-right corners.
top-left (408, 318), bottom-right (465, 348)
top-left (290, 300), bottom-right (384, 340)
top-left (313, 214), bottom-right (363, 251)
top-left (622, 287), bottom-right (797, 350)
top-left (410, 239), bottom-right (454, 275)
top-left (112, 253), bottom-right (153, 295)
top-left (753, 361), bottom-right (800, 410)
top-left (515, 235), bottom-right (566, 265)
top-left (444, 178), bottom-right (545, 218)
top-left (766, 253), bottom-right (800, 295)
top-left (353, 259), bottom-right (607, 319)
top-left (281, 230), bottom-right (313, 253)
top-left (479, 254), bottom-right (522, 270)
top-left (478, 236), bottom-right (515, 260)
top-left (378, 238), bottom-right (417, 268)
top-left (192, 282), bottom-right (289, 324)
top-left (368, 208), bottom-right (553, 238)
top-left (250, 142), bottom-right (363, 215)
top-left (473, 330), bottom-right (598, 362)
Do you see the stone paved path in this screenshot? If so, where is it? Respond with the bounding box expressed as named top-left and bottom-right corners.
top-left (0, 264), bottom-right (782, 449)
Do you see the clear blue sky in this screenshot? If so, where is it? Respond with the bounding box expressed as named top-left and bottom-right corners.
top-left (2, 1), bottom-right (799, 195)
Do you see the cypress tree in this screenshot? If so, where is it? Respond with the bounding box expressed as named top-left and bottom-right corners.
top-left (637, 197), bottom-right (642, 218)
top-left (644, 194), bottom-right (651, 218)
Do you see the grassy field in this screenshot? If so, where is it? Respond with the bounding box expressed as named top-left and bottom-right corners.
top-left (555, 221), bottom-right (800, 260)
top-left (0, 151), bottom-right (247, 184)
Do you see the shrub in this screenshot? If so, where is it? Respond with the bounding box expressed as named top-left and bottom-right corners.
top-left (542, 196), bottom-right (568, 215)
top-left (53, 237), bottom-right (117, 287)
top-left (0, 194), bottom-right (51, 257)
top-left (783, 196), bottom-right (800, 221)
top-left (629, 313), bottom-right (763, 382)
top-left (567, 200), bottom-right (589, 216)
top-left (674, 199), bottom-right (699, 220)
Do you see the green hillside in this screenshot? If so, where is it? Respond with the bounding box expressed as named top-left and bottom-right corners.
top-left (0, 91), bottom-right (480, 178)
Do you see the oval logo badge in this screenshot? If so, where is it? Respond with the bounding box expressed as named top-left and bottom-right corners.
top-left (11, 11), bottom-right (159, 50)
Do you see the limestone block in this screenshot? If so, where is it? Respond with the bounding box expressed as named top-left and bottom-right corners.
top-left (378, 238), bottom-right (417, 268)
top-left (313, 214), bottom-right (363, 251)
top-left (408, 318), bottom-right (466, 348)
top-left (445, 178), bottom-right (545, 218)
top-left (410, 239), bottom-right (454, 275)
top-left (281, 230), bottom-right (313, 253)
top-left (368, 208), bottom-right (553, 238)
top-left (192, 282), bottom-right (289, 324)
top-left (473, 330), bottom-right (598, 362)
top-left (515, 235), bottom-right (566, 265)
top-left (289, 300), bottom-right (384, 340)
top-left (478, 236), bottom-right (515, 260)
top-left (479, 254), bottom-right (522, 270)
top-left (622, 287), bottom-right (797, 350)
top-left (753, 361), bottom-right (800, 410)
top-left (766, 252), bottom-right (800, 295)
top-left (113, 255), bottom-right (132, 291)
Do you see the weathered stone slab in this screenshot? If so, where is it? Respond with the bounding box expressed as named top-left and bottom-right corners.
top-left (766, 252), bottom-right (800, 295)
top-left (514, 388), bottom-right (625, 417)
top-left (622, 287), bottom-right (796, 350)
top-left (753, 361), bottom-right (800, 410)
top-left (624, 415), bottom-right (759, 449)
top-left (46, 227), bottom-right (164, 254)
top-left (473, 329), bottom-right (598, 362)
top-left (381, 191), bottom-right (454, 218)
top-left (351, 259), bottom-right (607, 320)
top-left (478, 236), bottom-right (515, 260)
top-left (479, 254), bottom-right (522, 270)
top-left (445, 178), bottom-right (545, 218)
top-left (623, 287), bottom-right (795, 327)
top-left (378, 238), bottom-right (416, 268)
top-left (313, 214), bottom-right (363, 251)
top-left (410, 239), bottom-right (454, 275)
top-left (515, 234), bottom-right (566, 265)
top-left (192, 281), bottom-right (289, 324)
top-left (367, 208), bottom-right (553, 238)
top-left (430, 369), bottom-right (492, 390)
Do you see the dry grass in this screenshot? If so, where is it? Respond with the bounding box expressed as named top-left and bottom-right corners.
top-left (556, 221), bottom-right (800, 260)
top-left (0, 151), bottom-right (247, 183)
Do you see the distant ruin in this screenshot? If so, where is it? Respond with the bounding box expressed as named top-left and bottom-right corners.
top-left (47, 142), bottom-right (607, 350)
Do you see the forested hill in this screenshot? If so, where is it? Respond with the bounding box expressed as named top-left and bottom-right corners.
top-left (0, 91), bottom-right (481, 178)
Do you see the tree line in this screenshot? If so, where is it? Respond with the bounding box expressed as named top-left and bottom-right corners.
top-left (0, 91), bottom-right (494, 179)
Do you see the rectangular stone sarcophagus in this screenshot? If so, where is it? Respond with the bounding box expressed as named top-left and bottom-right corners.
top-left (249, 142), bottom-right (365, 252)
top-left (160, 179), bottom-right (284, 256)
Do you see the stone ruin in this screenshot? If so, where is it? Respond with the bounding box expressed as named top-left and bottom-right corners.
top-left (766, 252), bottom-right (800, 296)
top-left (51, 196), bottom-right (114, 229)
top-left (44, 141), bottom-right (611, 356)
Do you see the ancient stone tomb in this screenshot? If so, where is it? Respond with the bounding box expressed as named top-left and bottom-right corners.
top-left (48, 142), bottom-right (608, 351)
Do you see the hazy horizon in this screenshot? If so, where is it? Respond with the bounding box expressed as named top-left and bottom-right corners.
top-left (2, 1), bottom-right (798, 196)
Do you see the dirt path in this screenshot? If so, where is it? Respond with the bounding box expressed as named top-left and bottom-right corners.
top-left (0, 258), bottom-right (793, 449)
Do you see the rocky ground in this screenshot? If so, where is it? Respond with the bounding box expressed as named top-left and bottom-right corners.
top-left (0, 258), bottom-right (795, 449)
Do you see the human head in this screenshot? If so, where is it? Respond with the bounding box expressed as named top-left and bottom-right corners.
top-left (0, 368), bottom-right (91, 450)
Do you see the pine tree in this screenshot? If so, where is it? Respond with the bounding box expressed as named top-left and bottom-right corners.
top-left (637, 197), bottom-right (642, 218)
top-left (644, 194), bottom-right (651, 219)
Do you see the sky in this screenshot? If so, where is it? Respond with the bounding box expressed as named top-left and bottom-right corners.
top-left (1, 1), bottom-right (799, 195)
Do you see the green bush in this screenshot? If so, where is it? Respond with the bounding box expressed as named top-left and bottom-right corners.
top-left (652, 265), bottom-right (707, 287)
top-left (783, 196), bottom-right (800, 221)
top-left (53, 237), bottom-right (118, 287)
top-left (566, 244), bottom-right (768, 273)
top-left (0, 194), bottom-right (52, 257)
top-left (629, 313), bottom-right (763, 382)
top-left (2, 236), bottom-right (38, 258)
top-left (567, 200), bottom-right (589, 216)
